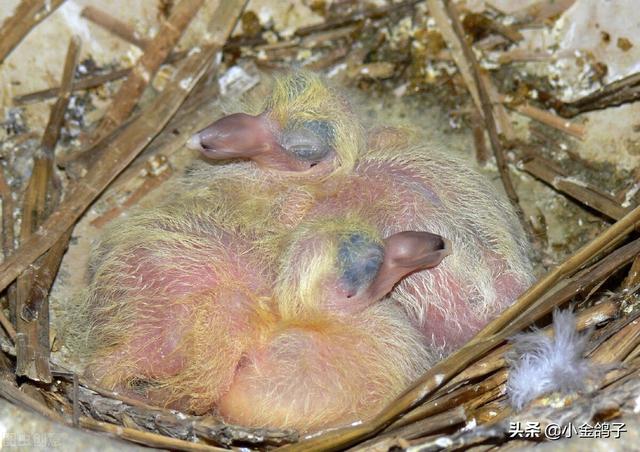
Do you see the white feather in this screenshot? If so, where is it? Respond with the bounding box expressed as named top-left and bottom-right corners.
top-left (506, 309), bottom-right (601, 410)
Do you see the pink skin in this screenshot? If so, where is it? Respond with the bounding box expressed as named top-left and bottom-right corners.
top-left (85, 232), bottom-right (270, 405)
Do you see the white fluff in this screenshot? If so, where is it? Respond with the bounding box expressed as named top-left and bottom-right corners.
top-left (506, 309), bottom-right (600, 410)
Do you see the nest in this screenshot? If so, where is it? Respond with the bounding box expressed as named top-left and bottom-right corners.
top-left (0, 0), bottom-right (639, 450)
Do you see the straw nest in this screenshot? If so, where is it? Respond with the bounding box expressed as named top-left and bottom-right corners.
top-left (0, 1), bottom-right (638, 450)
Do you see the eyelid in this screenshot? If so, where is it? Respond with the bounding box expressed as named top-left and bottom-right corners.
top-left (338, 234), bottom-right (384, 294)
top-left (281, 122), bottom-right (333, 162)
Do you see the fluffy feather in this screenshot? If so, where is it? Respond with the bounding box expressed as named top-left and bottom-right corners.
top-left (506, 309), bottom-right (602, 410)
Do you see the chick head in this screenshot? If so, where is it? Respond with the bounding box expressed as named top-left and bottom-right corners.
top-left (187, 71), bottom-right (363, 176)
top-left (274, 213), bottom-right (451, 319)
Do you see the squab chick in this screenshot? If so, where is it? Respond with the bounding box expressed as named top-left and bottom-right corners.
top-left (71, 194), bottom-right (449, 432)
top-left (218, 214), bottom-right (449, 431)
top-left (189, 71), bottom-right (534, 352)
top-left (70, 195), bottom-right (272, 412)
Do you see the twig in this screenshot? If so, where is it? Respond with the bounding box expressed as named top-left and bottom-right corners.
top-left (96, 82), bottom-right (227, 197)
top-left (4, 356), bottom-right (233, 449)
top-left (71, 382), bottom-right (299, 447)
top-left (0, 378), bottom-right (63, 422)
top-left (387, 369), bottom-right (507, 433)
top-left (390, 300), bottom-right (619, 434)
top-left (590, 312), bottom-right (640, 365)
top-left (447, 300), bottom-right (619, 389)
top-left (624, 256), bottom-right (640, 288)
top-left (556, 71), bottom-right (640, 118)
top-left (79, 417), bottom-right (228, 451)
top-left (0, 0), bottom-right (66, 64)
top-left (81, 6), bottom-right (148, 49)
top-left (15, 36), bottom-right (81, 383)
top-left (498, 238), bottom-right (640, 350)
top-left (0, 169), bottom-right (17, 341)
top-left (495, 48), bottom-right (574, 64)
top-left (503, 97), bottom-right (586, 140)
top-left (73, 373), bottom-right (80, 428)
top-left (510, 0), bottom-right (577, 25)
top-left (86, 0), bottom-right (205, 147)
top-left (13, 49), bottom-right (189, 106)
top-left (479, 71), bottom-right (514, 139)
top-left (41, 36), bottom-right (82, 155)
top-left (358, 407), bottom-right (467, 450)
top-left (294, 0), bottom-right (421, 37)
top-left (13, 68), bottom-right (130, 105)
top-left (471, 108), bottom-right (489, 165)
top-left (426, 0), bottom-right (481, 113)
top-left (442, 0), bottom-right (519, 206)
top-left (517, 155), bottom-right (630, 221)
top-left (406, 423), bottom-right (507, 451)
top-left (0, 1), bottom-right (248, 295)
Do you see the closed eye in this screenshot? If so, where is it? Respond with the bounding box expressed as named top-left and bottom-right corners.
top-left (280, 120), bottom-right (334, 164)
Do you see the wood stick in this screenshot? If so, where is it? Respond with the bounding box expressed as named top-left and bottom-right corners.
top-left (357, 406), bottom-right (467, 450)
top-left (496, 239), bottom-right (640, 351)
top-left (90, 156), bottom-right (173, 228)
top-left (0, 378), bottom-right (63, 422)
top-left (479, 71), bottom-right (514, 139)
top-left (485, 16), bottom-right (523, 43)
top-left (386, 299), bottom-right (619, 435)
top-left (13, 68), bottom-right (131, 106)
top-left (471, 108), bottom-right (489, 165)
top-left (504, 99), bottom-right (586, 140)
top-left (79, 417), bottom-right (228, 451)
top-left (294, 0), bottom-right (420, 37)
top-left (13, 49), bottom-right (189, 106)
top-left (591, 314), bottom-right (640, 365)
top-left (496, 48), bottom-right (574, 64)
top-left (511, 0), bottom-right (577, 25)
top-left (445, 299), bottom-right (619, 389)
top-left (91, 81), bottom-right (225, 197)
top-left (517, 155), bottom-right (630, 221)
top-left (0, 0), bottom-right (66, 64)
top-left (0, 1), bottom-right (247, 295)
top-left (81, 6), bottom-right (148, 49)
top-left (0, 169), bottom-right (17, 341)
top-left (1, 373), bottom-right (222, 451)
top-left (87, 0), bottom-right (205, 146)
top-left (387, 370), bottom-right (507, 433)
top-left (443, 0), bottom-right (519, 206)
top-left (624, 256), bottom-right (640, 288)
top-left (427, 0), bottom-right (481, 113)
top-left (15, 35), bottom-right (81, 383)
top-left (557, 72), bottom-right (640, 118)
top-left (0, 170), bottom-right (15, 262)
